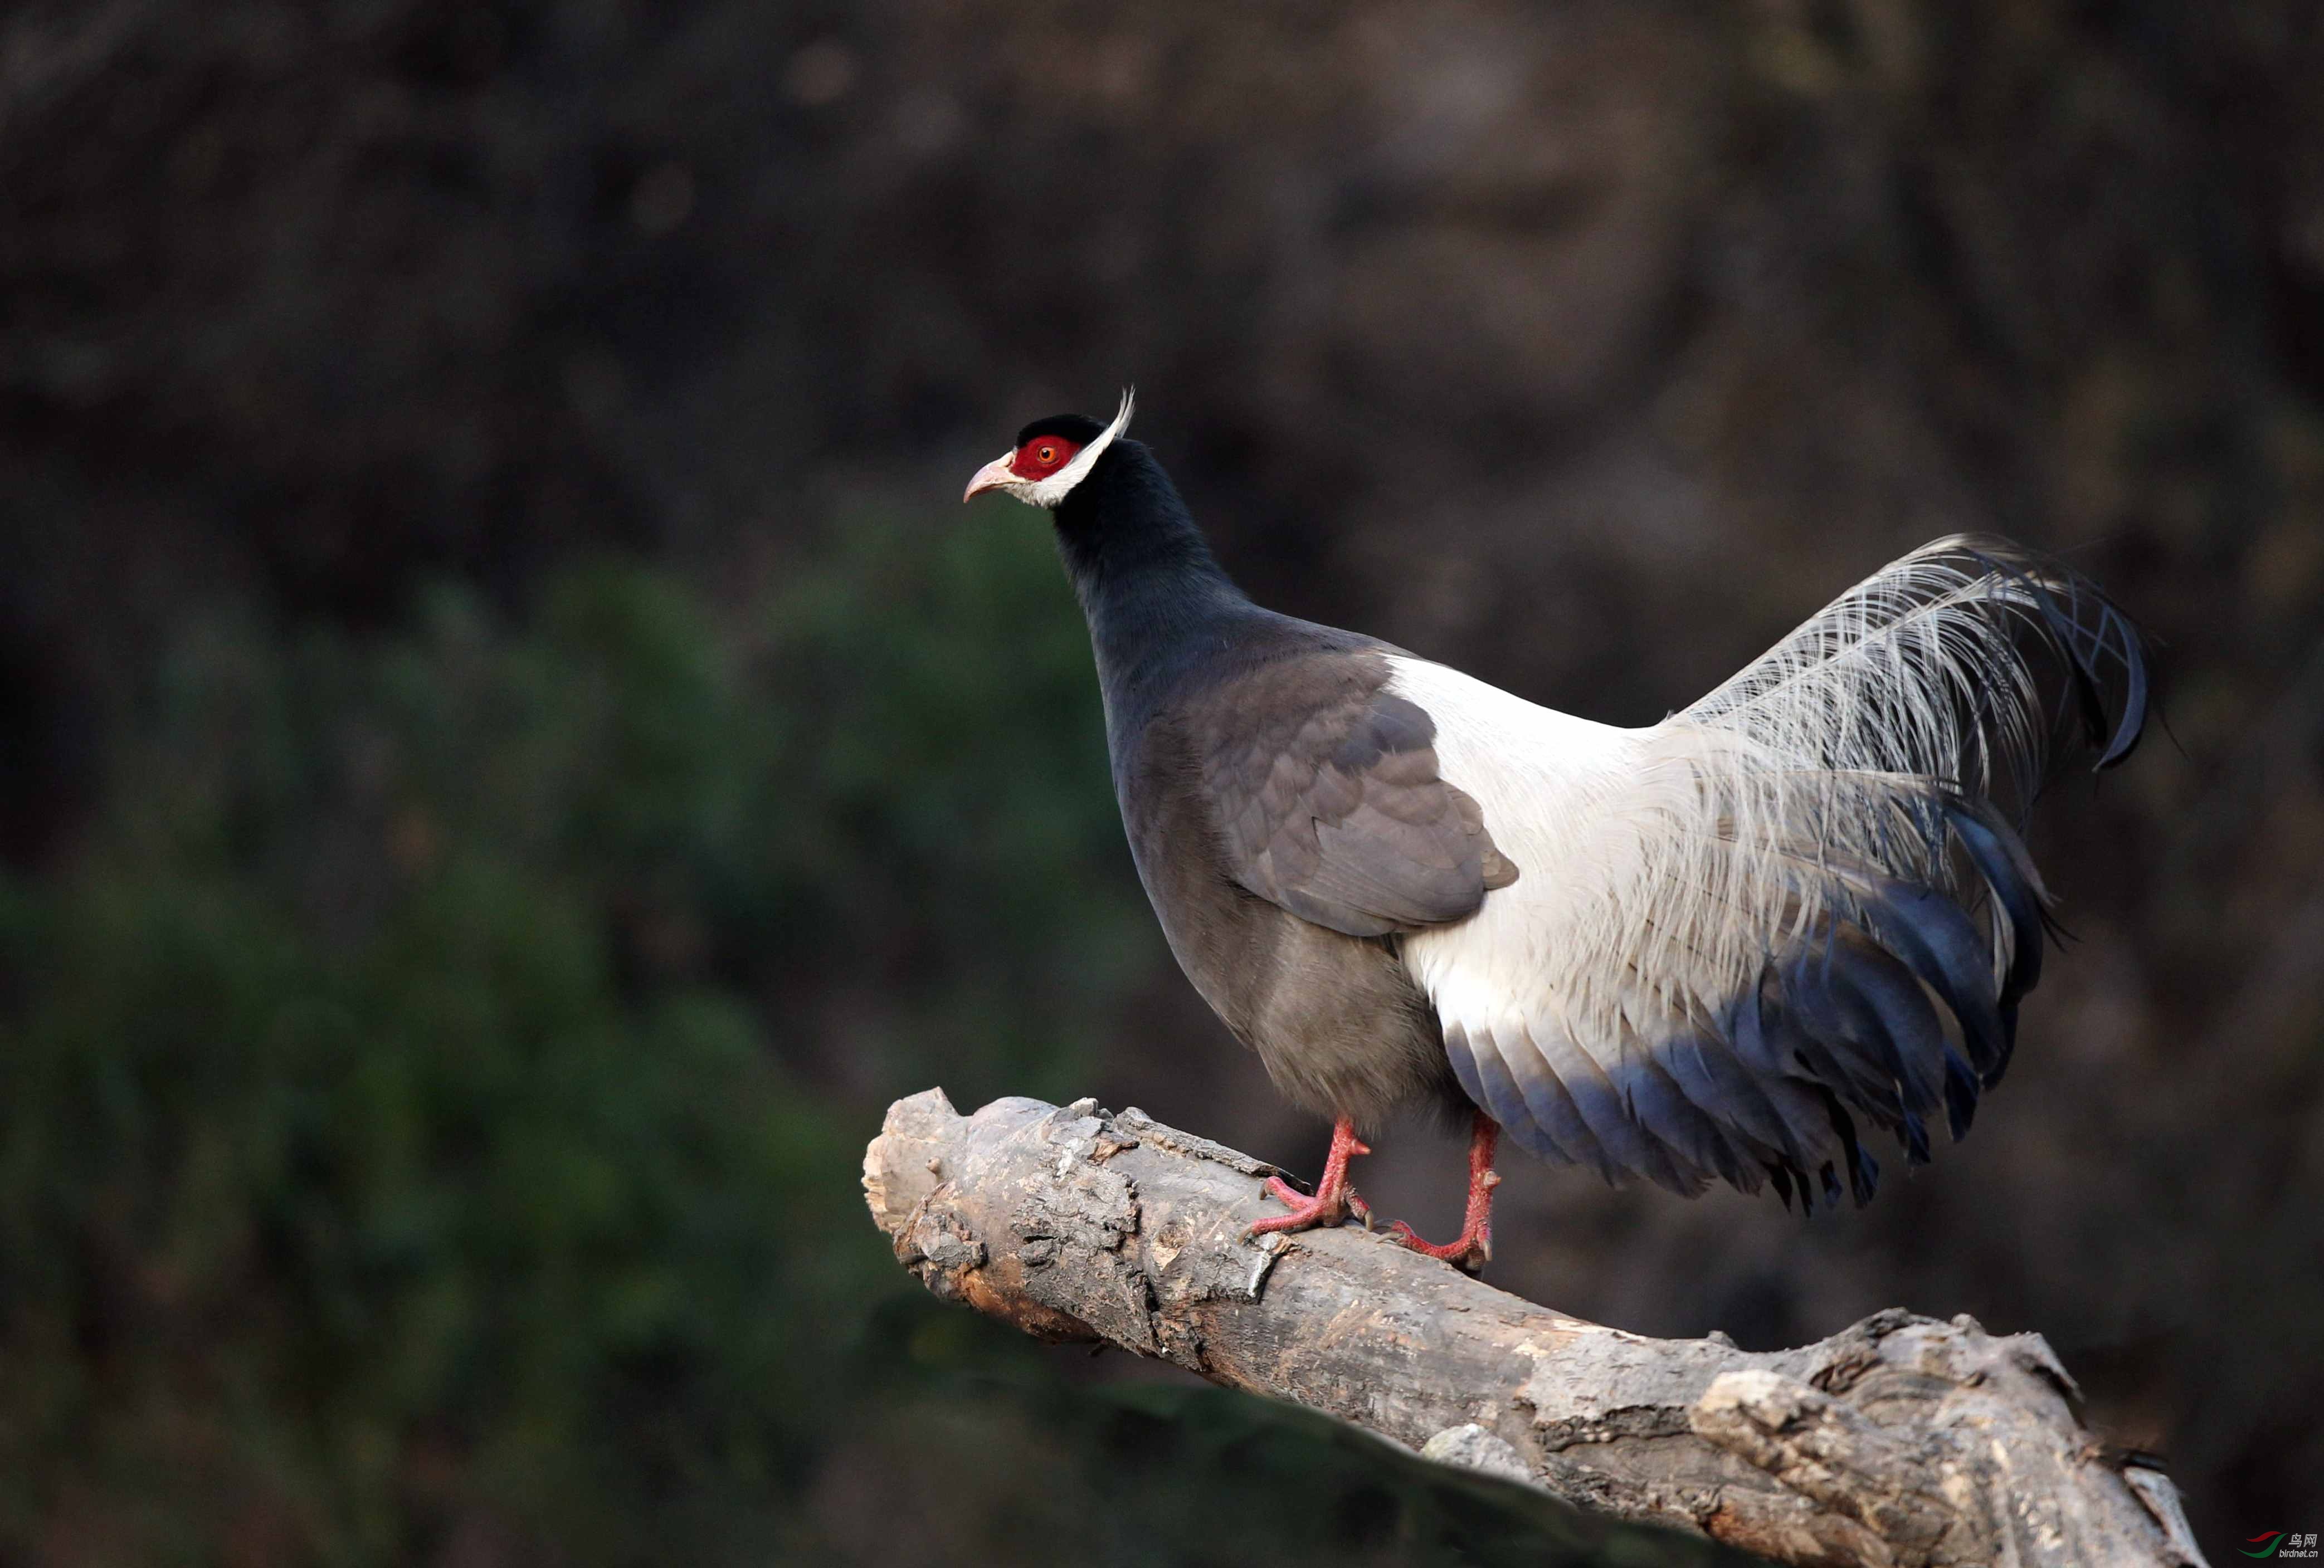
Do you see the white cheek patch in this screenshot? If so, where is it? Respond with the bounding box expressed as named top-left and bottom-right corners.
top-left (1019, 388), bottom-right (1134, 507)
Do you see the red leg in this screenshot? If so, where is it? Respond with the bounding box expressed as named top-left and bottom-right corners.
top-left (1386, 1112), bottom-right (1500, 1271)
top-left (1249, 1117), bottom-right (1373, 1236)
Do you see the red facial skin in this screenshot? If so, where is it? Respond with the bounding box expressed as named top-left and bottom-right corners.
top-left (1009, 434), bottom-right (1083, 480)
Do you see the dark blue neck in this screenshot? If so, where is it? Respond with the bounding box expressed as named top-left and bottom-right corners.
top-left (1051, 439), bottom-right (1254, 722)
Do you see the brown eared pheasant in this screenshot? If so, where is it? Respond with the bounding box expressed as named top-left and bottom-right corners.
top-left (964, 393), bottom-right (2145, 1271)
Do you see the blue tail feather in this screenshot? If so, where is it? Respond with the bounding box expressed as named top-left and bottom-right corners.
top-left (1535, 1031), bottom-right (1701, 1195)
top-left (1622, 1039), bottom-right (1754, 1189)
top-left (1943, 797), bottom-right (2050, 1085)
top-left (1771, 961), bottom-right (1907, 1122)
top-left (1857, 875), bottom-right (2010, 1079)
top-left (1448, 1023), bottom-right (1588, 1171)
top-left (1943, 1050), bottom-right (1981, 1140)
top-left (1662, 1029), bottom-right (1798, 1166)
top-left (1819, 933), bottom-right (1952, 1163)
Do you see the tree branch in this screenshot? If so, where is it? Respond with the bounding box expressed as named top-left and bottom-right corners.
top-left (863, 1089), bottom-right (2210, 1568)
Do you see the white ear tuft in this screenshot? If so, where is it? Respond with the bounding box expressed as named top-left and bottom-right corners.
top-left (1021, 386), bottom-right (1136, 508)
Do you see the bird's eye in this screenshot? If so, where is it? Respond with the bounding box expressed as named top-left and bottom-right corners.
top-left (1010, 433), bottom-right (1082, 478)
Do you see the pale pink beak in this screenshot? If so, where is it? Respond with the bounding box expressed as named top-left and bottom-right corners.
top-left (962, 453), bottom-right (1018, 503)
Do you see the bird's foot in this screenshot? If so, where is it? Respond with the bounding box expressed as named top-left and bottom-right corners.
top-left (1384, 1217), bottom-right (1492, 1272)
top-left (1385, 1114), bottom-right (1501, 1272)
top-left (1249, 1176), bottom-right (1370, 1236)
top-left (1247, 1118), bottom-right (1373, 1237)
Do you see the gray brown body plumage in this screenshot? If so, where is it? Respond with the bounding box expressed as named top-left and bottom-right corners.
top-left (1113, 646), bottom-right (1482, 1128)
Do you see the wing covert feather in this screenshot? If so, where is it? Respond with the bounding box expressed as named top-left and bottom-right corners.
top-left (1187, 653), bottom-right (1515, 939)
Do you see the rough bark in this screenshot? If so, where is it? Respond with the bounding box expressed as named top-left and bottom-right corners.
top-left (864, 1088), bottom-right (2210, 1568)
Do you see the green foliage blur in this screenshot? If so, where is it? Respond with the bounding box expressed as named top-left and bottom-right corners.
top-left (0, 515), bottom-right (1732, 1565)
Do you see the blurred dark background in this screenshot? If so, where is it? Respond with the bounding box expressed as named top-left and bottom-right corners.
top-left (3, 1), bottom-right (2320, 1562)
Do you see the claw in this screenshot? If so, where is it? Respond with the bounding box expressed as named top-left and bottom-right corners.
top-left (1248, 1184), bottom-right (1363, 1238)
top-left (1385, 1219), bottom-right (1492, 1272)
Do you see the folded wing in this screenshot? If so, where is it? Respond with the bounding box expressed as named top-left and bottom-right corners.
top-left (1188, 649), bottom-right (1516, 939)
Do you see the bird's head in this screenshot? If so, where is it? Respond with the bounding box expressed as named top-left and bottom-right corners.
top-left (961, 390), bottom-right (1135, 509)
